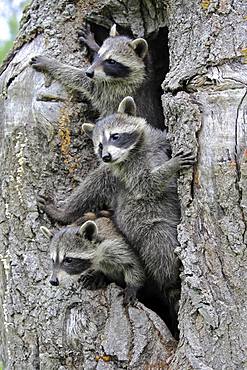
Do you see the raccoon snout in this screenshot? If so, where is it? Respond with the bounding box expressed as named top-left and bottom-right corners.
top-left (102, 153), bottom-right (112, 163)
top-left (86, 70), bottom-right (94, 78)
top-left (50, 277), bottom-right (59, 286)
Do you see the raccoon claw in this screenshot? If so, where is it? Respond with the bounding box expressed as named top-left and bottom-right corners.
top-left (78, 25), bottom-right (89, 42)
top-left (37, 194), bottom-right (59, 219)
top-left (173, 150), bottom-right (184, 157)
top-left (174, 150), bottom-right (196, 170)
top-left (37, 194), bottom-right (54, 207)
top-left (119, 287), bottom-right (138, 306)
top-left (78, 24), bottom-right (99, 52)
top-left (30, 55), bottom-right (50, 71)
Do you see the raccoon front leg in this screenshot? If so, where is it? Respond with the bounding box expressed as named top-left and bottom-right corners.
top-left (37, 165), bottom-right (116, 224)
top-left (151, 150), bottom-right (195, 186)
top-left (78, 24), bottom-right (100, 53)
top-left (30, 56), bottom-right (93, 99)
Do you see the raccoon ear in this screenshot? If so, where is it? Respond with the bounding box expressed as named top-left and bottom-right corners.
top-left (82, 123), bottom-right (95, 139)
top-left (109, 24), bottom-right (119, 37)
top-left (131, 38), bottom-right (148, 59)
top-left (118, 96), bottom-right (136, 116)
top-left (79, 221), bottom-right (98, 241)
top-left (40, 226), bottom-right (53, 239)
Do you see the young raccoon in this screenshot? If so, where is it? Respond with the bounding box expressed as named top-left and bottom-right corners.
top-left (83, 97), bottom-right (195, 307)
top-left (40, 215), bottom-right (145, 305)
top-left (30, 24), bottom-right (150, 120)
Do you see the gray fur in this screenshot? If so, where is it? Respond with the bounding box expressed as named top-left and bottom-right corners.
top-left (38, 97), bottom-right (195, 313)
top-left (43, 216), bottom-right (145, 304)
top-left (30, 30), bottom-right (147, 118)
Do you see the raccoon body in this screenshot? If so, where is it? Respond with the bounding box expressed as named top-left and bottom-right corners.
top-left (87, 97), bottom-right (187, 292)
top-left (40, 215), bottom-right (145, 305)
top-left (30, 25), bottom-right (151, 120)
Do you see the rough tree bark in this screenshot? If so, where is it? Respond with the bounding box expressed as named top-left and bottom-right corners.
top-left (163, 2), bottom-right (247, 369)
top-left (0, 1), bottom-right (246, 370)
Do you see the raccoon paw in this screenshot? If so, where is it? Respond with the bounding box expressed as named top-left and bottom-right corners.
top-left (91, 272), bottom-right (109, 289)
top-left (78, 24), bottom-right (99, 52)
top-left (37, 193), bottom-right (60, 218)
top-left (37, 193), bottom-right (69, 224)
top-left (173, 150), bottom-right (196, 170)
top-left (30, 55), bottom-right (51, 71)
top-left (119, 286), bottom-right (138, 306)
top-left (37, 193), bottom-right (54, 209)
top-left (78, 24), bottom-right (93, 44)
top-left (80, 271), bottom-right (109, 290)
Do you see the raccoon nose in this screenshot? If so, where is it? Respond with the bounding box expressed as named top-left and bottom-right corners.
top-left (86, 70), bottom-right (94, 78)
top-left (102, 153), bottom-right (112, 163)
top-left (50, 277), bottom-right (59, 286)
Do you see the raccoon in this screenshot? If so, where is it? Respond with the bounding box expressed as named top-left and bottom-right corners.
top-left (40, 215), bottom-right (145, 305)
top-left (29, 24), bottom-right (164, 127)
top-left (83, 97), bottom-right (195, 300)
top-left (30, 25), bottom-right (148, 118)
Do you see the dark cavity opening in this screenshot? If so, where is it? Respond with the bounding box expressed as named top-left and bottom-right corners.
top-left (146, 27), bottom-right (169, 130)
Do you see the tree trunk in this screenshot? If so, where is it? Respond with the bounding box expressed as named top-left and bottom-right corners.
top-left (0, 1), bottom-right (246, 370)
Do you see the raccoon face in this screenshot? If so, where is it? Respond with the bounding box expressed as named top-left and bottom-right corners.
top-left (86, 53), bottom-right (131, 80)
top-left (95, 123), bottom-right (142, 164)
top-left (40, 221), bottom-right (98, 286)
top-left (85, 30), bottom-right (148, 83)
top-left (83, 97), bottom-right (145, 164)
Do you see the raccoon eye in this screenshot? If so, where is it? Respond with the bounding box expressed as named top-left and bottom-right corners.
top-left (106, 59), bottom-right (116, 65)
top-left (99, 143), bottom-right (103, 150)
top-left (110, 133), bottom-right (120, 141)
top-left (63, 257), bottom-right (72, 264)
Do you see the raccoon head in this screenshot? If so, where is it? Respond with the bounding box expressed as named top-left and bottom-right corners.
top-left (86, 24), bottom-right (148, 85)
top-left (82, 96), bottom-right (145, 165)
top-left (40, 221), bottom-right (99, 286)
